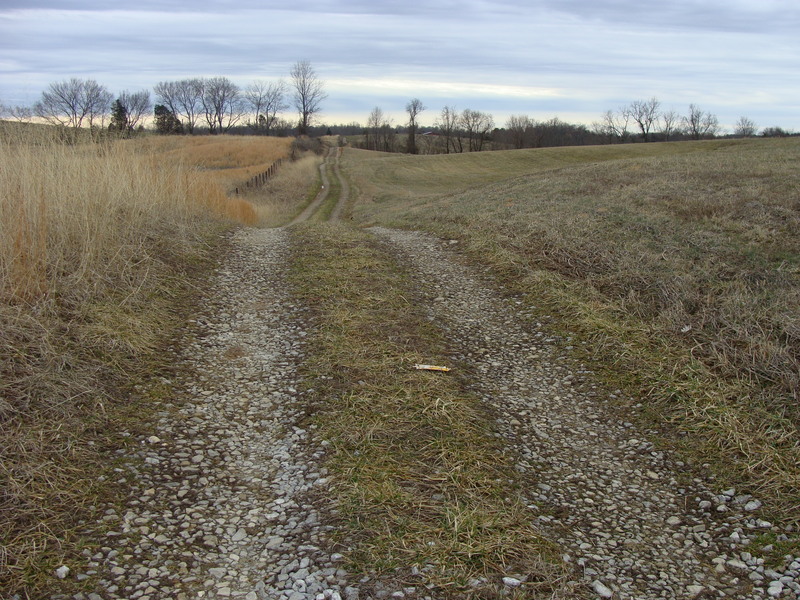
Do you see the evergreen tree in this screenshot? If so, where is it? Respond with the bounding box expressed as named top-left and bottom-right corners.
top-left (154, 104), bottom-right (183, 135)
top-left (109, 99), bottom-right (129, 135)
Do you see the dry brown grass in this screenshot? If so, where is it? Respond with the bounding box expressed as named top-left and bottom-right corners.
top-left (127, 135), bottom-right (318, 227)
top-left (131, 134), bottom-right (292, 192)
top-left (244, 154), bottom-right (323, 226)
top-left (0, 127), bottom-right (259, 304)
top-left (0, 123), bottom-right (265, 595)
top-left (343, 138), bottom-right (800, 524)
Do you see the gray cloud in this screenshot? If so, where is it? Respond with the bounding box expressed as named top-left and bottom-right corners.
top-left (1, 0), bottom-right (798, 129)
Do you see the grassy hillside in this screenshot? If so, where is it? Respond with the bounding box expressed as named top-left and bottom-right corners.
top-left (131, 134), bottom-right (292, 193)
top-left (343, 138), bottom-right (800, 524)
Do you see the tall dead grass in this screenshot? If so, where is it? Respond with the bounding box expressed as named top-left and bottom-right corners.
top-left (0, 128), bottom-right (255, 304)
top-left (132, 135), bottom-right (293, 192)
top-left (244, 154), bottom-right (323, 226)
top-left (0, 123), bottom-right (257, 595)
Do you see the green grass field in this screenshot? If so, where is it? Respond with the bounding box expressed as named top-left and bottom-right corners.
top-left (342, 137), bottom-right (800, 524)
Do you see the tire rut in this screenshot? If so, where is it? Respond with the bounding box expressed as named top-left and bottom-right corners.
top-left (291, 147), bottom-right (348, 225)
top-left (55, 224), bottom-right (800, 600)
top-left (370, 226), bottom-right (800, 600)
top-left (66, 228), bottom-right (356, 600)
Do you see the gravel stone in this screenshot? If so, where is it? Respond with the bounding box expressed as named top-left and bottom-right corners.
top-left (61, 225), bottom-right (800, 600)
top-left (75, 228), bottom-right (354, 600)
top-left (371, 227), bottom-right (800, 600)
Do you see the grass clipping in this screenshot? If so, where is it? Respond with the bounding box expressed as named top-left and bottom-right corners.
top-left (290, 224), bottom-right (567, 599)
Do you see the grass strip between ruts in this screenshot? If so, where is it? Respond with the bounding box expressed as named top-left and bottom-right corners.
top-left (309, 157), bottom-right (343, 222)
top-left (288, 223), bottom-right (568, 599)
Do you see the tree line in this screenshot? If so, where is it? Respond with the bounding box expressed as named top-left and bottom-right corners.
top-left (2, 71), bottom-right (795, 150)
top-left (357, 102), bottom-right (495, 154)
top-left (355, 94), bottom-right (797, 155)
top-left (0, 61), bottom-right (326, 138)
top-left (590, 98), bottom-right (776, 143)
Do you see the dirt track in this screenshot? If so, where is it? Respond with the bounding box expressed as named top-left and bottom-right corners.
top-left (53, 151), bottom-right (800, 600)
top-left (290, 147), bottom-right (348, 224)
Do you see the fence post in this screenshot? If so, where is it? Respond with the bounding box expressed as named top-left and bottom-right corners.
top-left (240, 160), bottom-right (283, 191)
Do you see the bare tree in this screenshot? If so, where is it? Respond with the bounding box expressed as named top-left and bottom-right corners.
top-left (3, 105), bottom-right (33, 122)
top-left (461, 109), bottom-right (494, 152)
top-left (683, 104), bottom-right (720, 140)
top-left (290, 61), bottom-right (327, 135)
top-left (85, 80), bottom-right (113, 128)
top-left (34, 78), bottom-right (112, 129)
top-left (115, 90), bottom-right (152, 133)
top-left (506, 114), bottom-right (534, 149)
top-left (596, 109), bottom-right (631, 143)
top-left (365, 106), bottom-right (384, 151)
top-left (176, 79), bottom-right (205, 133)
top-left (734, 116), bottom-right (758, 137)
top-left (617, 106), bottom-right (632, 142)
top-left (405, 97), bottom-right (425, 154)
top-left (591, 117), bottom-right (615, 144)
top-left (436, 105), bottom-right (461, 153)
top-left (154, 79), bottom-right (204, 133)
top-left (660, 109), bottom-right (680, 141)
top-left (1, 101), bottom-right (15, 121)
top-left (245, 80), bottom-right (288, 134)
top-left (364, 106), bottom-right (394, 151)
top-left (201, 77), bottom-right (244, 134)
top-left (153, 81), bottom-right (180, 122)
top-left (629, 97), bottom-right (661, 142)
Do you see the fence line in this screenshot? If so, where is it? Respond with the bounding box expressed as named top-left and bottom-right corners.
top-left (235, 159), bottom-right (283, 194)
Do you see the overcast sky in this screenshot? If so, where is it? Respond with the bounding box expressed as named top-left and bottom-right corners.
top-left (1, 0), bottom-right (798, 132)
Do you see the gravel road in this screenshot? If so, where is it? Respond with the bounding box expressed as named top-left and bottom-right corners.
top-left (60, 228), bottom-right (355, 600)
top-left (53, 226), bottom-right (799, 600)
top-left (370, 227), bottom-right (800, 600)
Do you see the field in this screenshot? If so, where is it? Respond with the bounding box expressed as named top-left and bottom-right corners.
top-left (0, 125), bottom-right (297, 594)
top-left (3, 125), bottom-right (799, 594)
top-left (343, 138), bottom-right (800, 522)
top-left (130, 134), bottom-right (292, 192)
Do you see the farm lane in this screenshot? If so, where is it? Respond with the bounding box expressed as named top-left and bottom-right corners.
top-left (290, 148), bottom-right (333, 224)
top-left (63, 228), bottom-right (357, 600)
top-left (370, 227), bottom-right (800, 600)
top-left (328, 148), bottom-right (349, 222)
top-left (57, 225), bottom-right (800, 600)
top-left (330, 148), bottom-right (350, 221)
top-left (291, 147), bottom-right (348, 224)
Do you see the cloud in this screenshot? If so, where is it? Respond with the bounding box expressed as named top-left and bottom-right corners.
top-left (1, 1), bottom-right (799, 129)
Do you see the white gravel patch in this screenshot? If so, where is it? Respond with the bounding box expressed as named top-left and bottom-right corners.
top-left (61, 228), bottom-right (355, 600)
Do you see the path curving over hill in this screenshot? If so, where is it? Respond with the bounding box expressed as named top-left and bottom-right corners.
top-left (328, 148), bottom-right (349, 221)
top-left (290, 146), bottom-right (349, 224)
